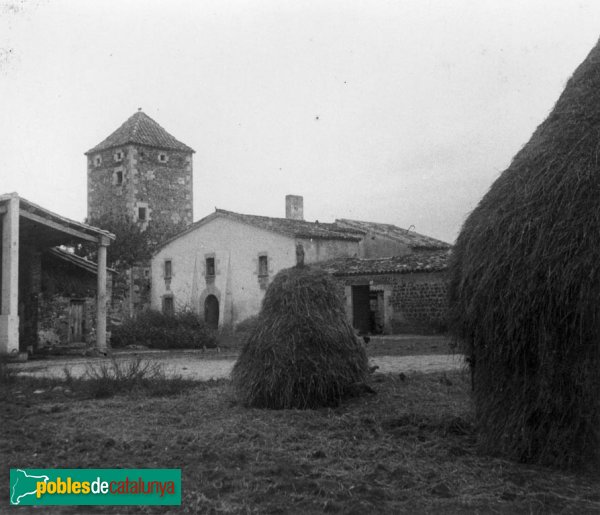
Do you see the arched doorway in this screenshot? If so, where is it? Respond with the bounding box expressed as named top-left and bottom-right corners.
top-left (204, 295), bottom-right (219, 330)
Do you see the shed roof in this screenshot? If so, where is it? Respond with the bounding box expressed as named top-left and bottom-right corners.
top-left (336, 219), bottom-right (451, 250)
top-left (0, 193), bottom-right (115, 248)
top-left (318, 249), bottom-right (451, 276)
top-left (85, 110), bottom-right (194, 155)
top-left (46, 248), bottom-right (117, 275)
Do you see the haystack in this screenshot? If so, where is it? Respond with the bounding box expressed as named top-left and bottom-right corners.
top-left (449, 40), bottom-right (600, 468)
top-left (231, 266), bottom-right (369, 409)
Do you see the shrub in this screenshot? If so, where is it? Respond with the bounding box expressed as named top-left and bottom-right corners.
top-left (63, 357), bottom-right (192, 398)
top-left (234, 315), bottom-right (259, 335)
top-left (111, 310), bottom-right (217, 350)
top-left (448, 39), bottom-right (600, 468)
top-left (232, 266), bottom-right (369, 409)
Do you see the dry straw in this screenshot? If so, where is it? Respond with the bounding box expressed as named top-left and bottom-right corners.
top-left (231, 266), bottom-right (369, 409)
top-left (449, 40), bottom-right (600, 468)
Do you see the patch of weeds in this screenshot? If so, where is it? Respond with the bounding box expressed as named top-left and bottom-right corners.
top-left (78, 357), bottom-right (192, 399)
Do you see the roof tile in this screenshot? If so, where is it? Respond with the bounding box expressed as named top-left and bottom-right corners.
top-left (318, 250), bottom-right (451, 276)
top-left (336, 218), bottom-right (450, 250)
top-left (216, 209), bottom-right (364, 241)
top-left (86, 111), bottom-right (194, 154)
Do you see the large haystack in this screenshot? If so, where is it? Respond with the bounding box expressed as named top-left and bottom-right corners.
top-left (449, 40), bottom-right (600, 468)
top-left (231, 266), bottom-right (369, 409)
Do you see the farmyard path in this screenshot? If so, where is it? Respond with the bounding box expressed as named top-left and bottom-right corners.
top-left (11, 352), bottom-right (464, 381)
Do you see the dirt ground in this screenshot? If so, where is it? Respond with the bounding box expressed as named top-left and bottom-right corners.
top-left (10, 335), bottom-right (462, 381)
top-left (11, 353), bottom-right (463, 381)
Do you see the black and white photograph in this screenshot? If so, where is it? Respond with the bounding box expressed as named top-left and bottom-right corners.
top-left (1, 0), bottom-right (600, 512)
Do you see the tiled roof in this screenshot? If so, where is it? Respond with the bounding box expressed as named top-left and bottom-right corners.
top-left (86, 110), bottom-right (194, 154)
top-left (336, 219), bottom-right (451, 250)
top-left (215, 209), bottom-right (365, 241)
top-left (318, 250), bottom-right (451, 276)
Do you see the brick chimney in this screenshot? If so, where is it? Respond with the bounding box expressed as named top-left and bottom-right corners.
top-left (285, 195), bottom-right (304, 221)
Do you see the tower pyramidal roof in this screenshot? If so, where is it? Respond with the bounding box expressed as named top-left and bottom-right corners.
top-left (85, 110), bottom-right (194, 155)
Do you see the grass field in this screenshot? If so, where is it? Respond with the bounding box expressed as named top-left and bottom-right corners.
top-left (1, 359), bottom-right (598, 514)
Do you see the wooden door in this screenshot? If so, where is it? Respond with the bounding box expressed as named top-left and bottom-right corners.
top-left (351, 285), bottom-right (371, 334)
top-left (370, 290), bottom-right (385, 334)
top-left (204, 295), bottom-right (219, 330)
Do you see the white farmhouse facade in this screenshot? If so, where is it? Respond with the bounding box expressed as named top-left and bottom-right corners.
top-left (150, 198), bottom-right (363, 329)
top-left (150, 195), bottom-right (452, 332)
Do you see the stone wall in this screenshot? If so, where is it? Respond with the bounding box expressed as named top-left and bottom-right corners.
top-left (37, 253), bottom-right (114, 348)
top-left (333, 271), bottom-right (448, 334)
top-left (133, 146), bottom-right (193, 227)
top-left (87, 144), bottom-right (193, 228)
top-left (87, 146), bottom-right (131, 221)
top-left (389, 272), bottom-right (448, 333)
top-left (38, 294), bottom-right (96, 346)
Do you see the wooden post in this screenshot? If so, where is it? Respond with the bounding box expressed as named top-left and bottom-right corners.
top-left (0, 195), bottom-right (20, 355)
top-left (96, 236), bottom-right (109, 353)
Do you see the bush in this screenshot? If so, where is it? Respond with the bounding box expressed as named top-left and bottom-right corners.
top-left (234, 316), bottom-right (259, 335)
top-left (62, 357), bottom-right (194, 399)
top-left (111, 310), bottom-right (217, 350)
top-left (232, 266), bottom-right (369, 409)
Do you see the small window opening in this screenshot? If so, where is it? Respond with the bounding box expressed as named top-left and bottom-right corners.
top-left (164, 260), bottom-right (172, 279)
top-left (158, 152), bottom-right (168, 163)
top-left (206, 257), bottom-right (215, 277)
top-left (114, 150), bottom-right (124, 162)
top-left (162, 296), bottom-right (174, 315)
top-left (138, 207), bottom-right (147, 221)
top-left (115, 171), bottom-right (123, 185)
top-left (258, 255), bottom-right (269, 277)
top-left (94, 155), bottom-right (102, 166)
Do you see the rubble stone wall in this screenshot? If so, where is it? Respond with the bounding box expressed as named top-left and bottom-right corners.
top-left (333, 271), bottom-right (448, 334)
top-left (87, 145), bottom-right (193, 227)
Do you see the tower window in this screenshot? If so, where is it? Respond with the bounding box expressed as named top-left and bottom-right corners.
top-left (112, 167), bottom-right (124, 185)
top-left (158, 152), bottom-right (168, 163)
top-left (114, 150), bottom-right (124, 162)
top-left (138, 207), bottom-right (147, 221)
top-left (258, 255), bottom-right (269, 277)
top-left (164, 259), bottom-right (172, 279)
top-left (206, 257), bottom-right (215, 277)
top-left (94, 155), bottom-right (102, 167)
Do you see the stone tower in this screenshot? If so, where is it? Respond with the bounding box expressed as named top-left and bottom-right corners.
top-left (85, 109), bottom-right (194, 229)
top-left (85, 110), bottom-right (194, 317)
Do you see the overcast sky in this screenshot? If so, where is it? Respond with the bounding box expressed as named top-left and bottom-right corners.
top-left (1, 1), bottom-right (600, 243)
